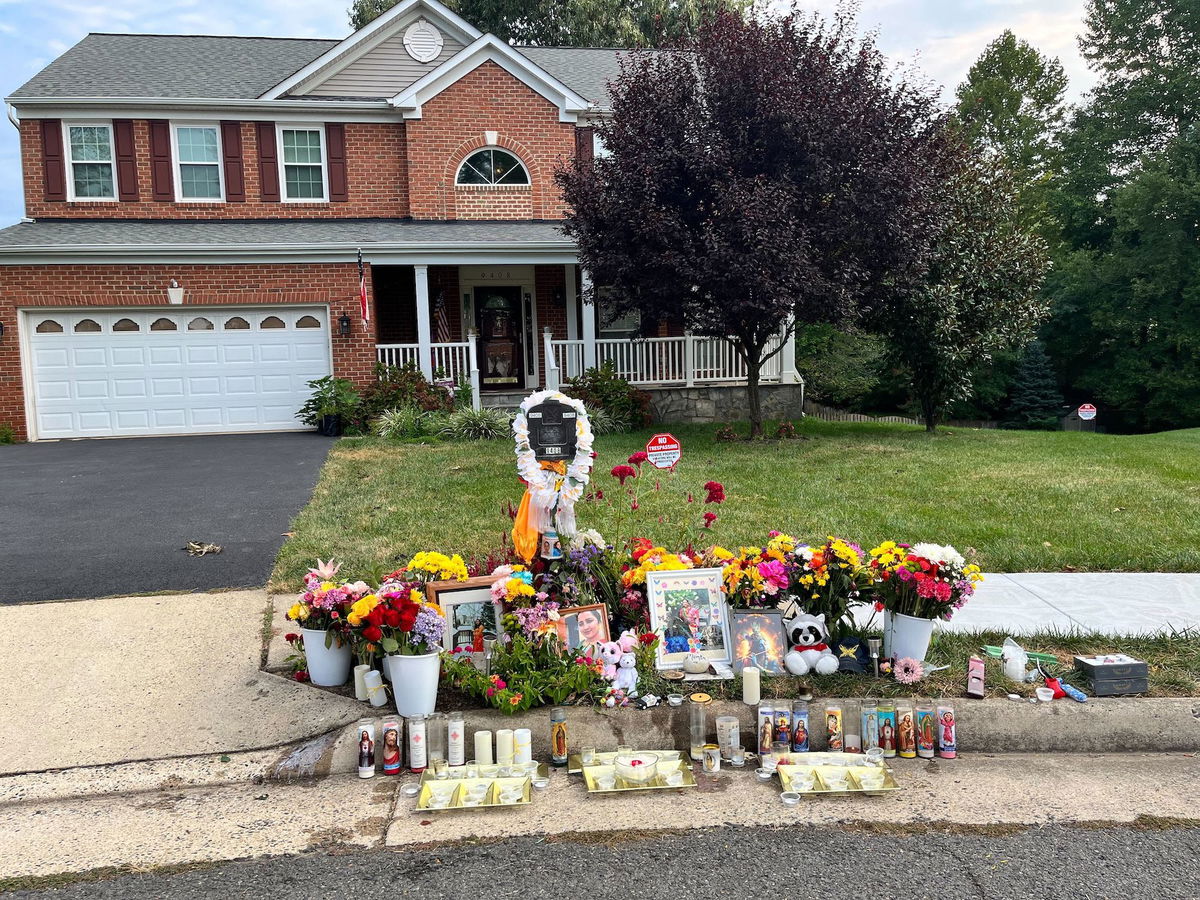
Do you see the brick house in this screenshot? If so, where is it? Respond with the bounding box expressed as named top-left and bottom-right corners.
top-left (0, 0), bottom-right (799, 440)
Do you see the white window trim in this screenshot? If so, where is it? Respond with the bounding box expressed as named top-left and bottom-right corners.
top-left (276, 123), bottom-right (329, 203)
top-left (62, 120), bottom-right (117, 202)
top-left (170, 122), bottom-right (225, 203)
top-left (454, 145), bottom-right (531, 187)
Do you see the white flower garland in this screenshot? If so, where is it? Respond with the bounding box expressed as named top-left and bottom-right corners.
top-left (512, 390), bottom-right (594, 538)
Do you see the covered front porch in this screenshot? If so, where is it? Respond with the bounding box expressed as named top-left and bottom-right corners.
top-left (372, 262), bottom-right (800, 409)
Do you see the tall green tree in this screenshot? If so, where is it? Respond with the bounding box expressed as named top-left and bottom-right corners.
top-left (558, 8), bottom-right (947, 437)
top-left (348, 0), bottom-right (749, 45)
top-left (1002, 341), bottom-right (1063, 429)
top-left (878, 147), bottom-right (1051, 431)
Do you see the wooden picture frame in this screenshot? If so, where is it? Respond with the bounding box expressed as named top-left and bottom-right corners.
top-left (646, 568), bottom-right (732, 670)
top-left (556, 603), bottom-right (611, 654)
top-left (730, 610), bottom-right (789, 674)
top-left (426, 576), bottom-right (501, 654)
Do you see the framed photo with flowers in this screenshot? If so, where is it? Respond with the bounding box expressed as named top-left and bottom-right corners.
top-left (555, 603), bottom-right (611, 655)
top-left (426, 577), bottom-right (501, 653)
top-left (646, 568), bottom-right (732, 670)
top-left (730, 610), bottom-right (789, 674)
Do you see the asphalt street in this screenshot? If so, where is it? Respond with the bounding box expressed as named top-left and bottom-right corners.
top-left (7, 822), bottom-right (1198, 899)
top-left (0, 433), bottom-right (332, 602)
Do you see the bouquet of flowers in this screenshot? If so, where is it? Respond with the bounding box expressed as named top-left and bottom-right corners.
top-left (401, 550), bottom-right (469, 584)
top-left (791, 536), bottom-right (867, 639)
top-left (286, 559), bottom-right (358, 640)
top-left (867, 541), bottom-right (983, 621)
top-left (706, 541), bottom-right (790, 608)
top-left (489, 564), bottom-right (537, 606)
top-left (366, 581), bottom-right (446, 656)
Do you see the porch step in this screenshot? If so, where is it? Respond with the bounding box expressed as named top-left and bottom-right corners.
top-left (478, 390), bottom-right (533, 410)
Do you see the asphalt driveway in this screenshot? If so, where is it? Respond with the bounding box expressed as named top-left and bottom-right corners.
top-left (0, 433), bottom-right (333, 603)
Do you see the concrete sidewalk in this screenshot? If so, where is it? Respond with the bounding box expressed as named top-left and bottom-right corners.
top-left (0, 591), bottom-right (362, 776)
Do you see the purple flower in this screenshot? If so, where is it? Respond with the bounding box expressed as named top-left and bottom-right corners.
top-left (412, 606), bottom-right (444, 649)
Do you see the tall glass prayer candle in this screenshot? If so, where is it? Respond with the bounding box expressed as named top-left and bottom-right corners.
top-left (756, 703), bottom-right (774, 754)
top-left (474, 729), bottom-right (493, 766)
top-left (861, 702), bottom-right (880, 752)
top-left (550, 707), bottom-right (569, 766)
top-left (407, 715), bottom-right (427, 774)
top-left (496, 728), bottom-right (515, 766)
top-left (937, 704), bottom-right (957, 759)
top-left (896, 703), bottom-right (917, 759)
top-left (356, 719), bottom-right (376, 779)
top-left (380, 719), bottom-right (402, 775)
top-left (791, 701), bottom-right (810, 752)
top-left (915, 704), bottom-right (936, 759)
top-left (715, 716), bottom-right (740, 760)
top-left (447, 712), bottom-right (465, 767)
top-left (842, 701), bottom-right (861, 753)
top-left (878, 702), bottom-right (897, 758)
top-left (690, 699), bottom-right (709, 761)
top-left (824, 704), bottom-right (844, 752)
top-left (426, 713), bottom-right (447, 763)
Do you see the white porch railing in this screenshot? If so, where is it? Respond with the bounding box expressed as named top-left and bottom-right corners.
top-left (376, 340), bottom-right (482, 410)
top-left (547, 330), bottom-right (793, 388)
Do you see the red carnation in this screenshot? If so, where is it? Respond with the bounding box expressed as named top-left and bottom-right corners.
top-left (362, 625), bottom-right (383, 643)
top-left (611, 464), bottom-right (637, 485)
top-left (703, 481), bottom-right (725, 504)
top-left (284, 632), bottom-right (299, 643)
top-left (628, 451), bottom-right (648, 467)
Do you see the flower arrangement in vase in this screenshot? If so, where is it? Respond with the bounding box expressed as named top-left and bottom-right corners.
top-left (285, 559), bottom-right (361, 686)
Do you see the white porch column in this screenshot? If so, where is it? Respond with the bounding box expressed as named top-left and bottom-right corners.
top-left (581, 267), bottom-right (597, 369)
top-left (414, 264), bottom-right (433, 381)
top-left (564, 263), bottom-right (579, 340)
top-left (779, 312), bottom-right (799, 385)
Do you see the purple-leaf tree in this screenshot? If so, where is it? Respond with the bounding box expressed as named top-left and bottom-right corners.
top-left (558, 8), bottom-right (949, 437)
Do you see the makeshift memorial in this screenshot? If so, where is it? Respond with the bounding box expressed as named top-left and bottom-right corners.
top-left (791, 701), bottom-right (810, 752)
top-left (647, 568), bottom-right (732, 670)
top-left (825, 704), bottom-right (844, 752)
top-left (878, 703), bottom-right (898, 757)
top-left (510, 391), bottom-right (595, 561)
top-left (550, 707), bottom-right (569, 766)
top-left (937, 706), bottom-right (957, 759)
top-left (896, 704), bottom-right (917, 758)
top-left (357, 721), bottom-right (376, 779)
top-left (915, 705), bottom-right (936, 758)
top-left (408, 715), bottom-right (428, 774)
top-left (757, 703), bottom-right (774, 754)
top-left (381, 720), bottom-right (402, 775)
top-left (783, 612), bottom-right (840, 677)
top-left (843, 701), bottom-right (861, 753)
top-left (474, 729), bottom-right (493, 766)
top-left (867, 542), bottom-right (983, 662)
top-left (364, 670), bottom-right (389, 708)
top-left (742, 666), bottom-right (761, 704)
top-left (374, 562), bottom-right (451, 716)
top-left (731, 610), bottom-right (789, 674)
top-left (287, 560), bottom-right (356, 687)
top-left (428, 577), bottom-right (499, 654)
top-left (862, 703), bottom-right (880, 752)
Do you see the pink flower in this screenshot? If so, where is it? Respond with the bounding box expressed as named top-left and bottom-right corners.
top-left (933, 581), bottom-right (953, 602)
top-left (758, 560), bottom-right (788, 594)
top-left (611, 465), bottom-right (637, 485)
top-left (894, 657), bottom-right (924, 684)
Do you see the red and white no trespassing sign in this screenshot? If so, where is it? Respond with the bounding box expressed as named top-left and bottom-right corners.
top-left (646, 433), bottom-right (681, 469)
top-left (1077, 404), bottom-right (1097, 421)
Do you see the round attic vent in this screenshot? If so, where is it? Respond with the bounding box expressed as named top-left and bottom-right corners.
top-left (404, 18), bottom-right (443, 63)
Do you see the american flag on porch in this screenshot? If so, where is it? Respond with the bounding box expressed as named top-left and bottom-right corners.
top-left (433, 290), bottom-right (452, 343)
top-left (357, 248), bottom-right (370, 324)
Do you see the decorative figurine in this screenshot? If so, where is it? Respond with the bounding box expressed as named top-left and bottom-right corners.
top-left (937, 705), bottom-right (957, 759)
top-left (782, 613), bottom-right (840, 676)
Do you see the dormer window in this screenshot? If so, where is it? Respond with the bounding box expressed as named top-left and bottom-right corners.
top-left (456, 148), bottom-right (530, 186)
top-left (64, 123), bottom-right (116, 200)
top-left (278, 126), bottom-right (327, 201)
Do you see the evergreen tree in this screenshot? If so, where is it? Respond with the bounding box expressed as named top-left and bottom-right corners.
top-left (1002, 341), bottom-right (1063, 429)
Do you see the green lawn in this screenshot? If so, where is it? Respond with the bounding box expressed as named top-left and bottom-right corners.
top-left (271, 419), bottom-right (1200, 592)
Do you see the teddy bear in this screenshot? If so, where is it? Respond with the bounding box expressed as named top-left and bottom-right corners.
top-left (613, 651), bottom-right (639, 697)
top-left (783, 612), bottom-right (840, 676)
top-left (599, 641), bottom-right (623, 680)
top-left (617, 630), bottom-right (638, 653)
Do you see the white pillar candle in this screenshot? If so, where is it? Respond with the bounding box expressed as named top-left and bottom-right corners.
top-left (474, 729), bottom-right (493, 765)
top-left (742, 666), bottom-right (761, 705)
top-left (513, 728), bottom-right (532, 766)
top-left (364, 670), bottom-right (388, 708)
top-left (353, 665), bottom-right (370, 702)
top-left (496, 728), bottom-right (515, 766)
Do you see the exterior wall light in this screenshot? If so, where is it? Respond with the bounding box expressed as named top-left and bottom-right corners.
top-left (167, 279), bottom-right (184, 305)
top-left (339, 314), bottom-right (352, 336)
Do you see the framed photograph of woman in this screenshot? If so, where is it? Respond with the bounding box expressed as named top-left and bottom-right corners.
top-left (646, 568), bottom-right (732, 670)
top-left (556, 604), bottom-right (611, 655)
top-left (426, 577), bottom-right (501, 653)
top-left (730, 610), bottom-right (789, 674)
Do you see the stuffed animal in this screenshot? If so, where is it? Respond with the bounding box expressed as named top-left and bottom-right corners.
top-left (617, 630), bottom-right (638, 653)
top-left (784, 612), bottom-right (840, 676)
top-left (599, 641), bottom-right (622, 680)
top-left (613, 651), bottom-right (639, 697)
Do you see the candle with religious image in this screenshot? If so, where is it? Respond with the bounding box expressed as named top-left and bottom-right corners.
top-left (356, 719), bottom-right (376, 779)
top-left (915, 704), bottom-right (936, 759)
top-left (861, 702), bottom-right (880, 752)
top-left (550, 707), bottom-right (569, 766)
top-left (773, 705), bottom-right (792, 750)
top-left (756, 702), bottom-right (774, 754)
top-left (896, 703), bottom-right (917, 759)
top-left (791, 701), bottom-right (810, 752)
top-left (380, 719), bottom-right (403, 775)
top-left (447, 712), bottom-right (465, 767)
top-left (824, 704), bottom-right (844, 752)
top-left (937, 705), bottom-right (958, 759)
top-left (878, 702), bottom-right (897, 758)
top-left (407, 715), bottom-right (427, 773)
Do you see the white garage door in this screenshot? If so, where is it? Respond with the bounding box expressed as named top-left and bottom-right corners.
top-left (25, 307), bottom-right (332, 439)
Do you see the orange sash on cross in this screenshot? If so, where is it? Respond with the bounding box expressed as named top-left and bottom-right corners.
top-left (512, 460), bottom-right (567, 562)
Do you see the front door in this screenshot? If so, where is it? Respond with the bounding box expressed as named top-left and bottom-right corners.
top-left (475, 286), bottom-right (524, 391)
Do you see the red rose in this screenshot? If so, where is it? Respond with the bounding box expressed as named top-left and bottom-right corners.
top-left (362, 625), bottom-right (383, 643)
top-left (366, 606), bottom-right (387, 627)
top-left (398, 606), bottom-right (419, 632)
top-left (638, 632), bottom-right (657, 645)
top-left (384, 608), bottom-right (402, 628)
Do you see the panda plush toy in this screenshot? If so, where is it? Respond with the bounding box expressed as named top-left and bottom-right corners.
top-left (783, 612), bottom-right (841, 677)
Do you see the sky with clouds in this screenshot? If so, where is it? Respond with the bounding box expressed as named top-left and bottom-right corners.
top-left (0, 0), bottom-right (1097, 225)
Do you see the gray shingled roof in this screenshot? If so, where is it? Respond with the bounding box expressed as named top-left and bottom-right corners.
top-left (7, 33), bottom-right (338, 100)
top-left (7, 32), bottom-right (641, 105)
top-left (0, 218), bottom-right (571, 251)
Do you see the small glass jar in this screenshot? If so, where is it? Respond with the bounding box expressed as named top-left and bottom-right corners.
top-left (731, 744), bottom-right (747, 767)
top-left (715, 715), bottom-right (740, 759)
top-left (771, 740), bottom-right (790, 768)
top-left (426, 712), bottom-right (447, 764)
top-left (689, 699), bottom-right (709, 761)
top-left (431, 757), bottom-right (449, 780)
top-left (581, 746), bottom-right (596, 765)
